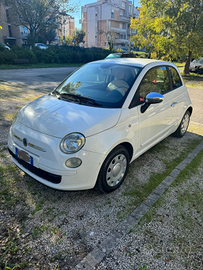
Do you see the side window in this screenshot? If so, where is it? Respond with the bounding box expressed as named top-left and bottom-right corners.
top-left (169, 67), bottom-right (182, 89)
top-left (138, 66), bottom-right (170, 102)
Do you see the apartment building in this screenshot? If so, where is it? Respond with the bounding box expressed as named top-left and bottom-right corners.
top-left (56, 15), bottom-right (75, 40)
top-left (0, 1), bottom-right (75, 46)
top-left (81, 0), bottom-right (139, 49)
top-left (0, 1), bottom-right (22, 46)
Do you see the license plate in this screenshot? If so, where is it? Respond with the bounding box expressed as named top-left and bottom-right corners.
top-left (15, 147), bottom-right (33, 165)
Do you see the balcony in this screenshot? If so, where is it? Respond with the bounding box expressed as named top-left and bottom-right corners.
top-left (115, 38), bottom-right (130, 44)
top-left (127, 29), bottom-right (137, 35)
top-left (118, 16), bottom-right (130, 23)
top-left (110, 27), bottom-right (127, 33)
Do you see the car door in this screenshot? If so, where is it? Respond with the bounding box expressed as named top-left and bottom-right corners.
top-left (128, 65), bottom-right (178, 157)
top-left (167, 66), bottom-right (186, 119)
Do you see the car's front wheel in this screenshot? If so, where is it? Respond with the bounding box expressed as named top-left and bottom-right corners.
top-left (95, 146), bottom-right (130, 193)
top-left (173, 110), bottom-right (191, 138)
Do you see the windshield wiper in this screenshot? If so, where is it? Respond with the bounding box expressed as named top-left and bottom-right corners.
top-left (58, 93), bottom-right (103, 107)
top-left (51, 89), bottom-right (60, 96)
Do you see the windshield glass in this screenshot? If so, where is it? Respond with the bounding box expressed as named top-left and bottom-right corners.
top-left (53, 63), bottom-right (142, 108)
top-left (193, 58), bottom-right (203, 64)
top-left (106, 54), bottom-right (122, 59)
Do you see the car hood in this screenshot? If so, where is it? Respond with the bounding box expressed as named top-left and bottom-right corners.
top-left (15, 95), bottom-right (121, 138)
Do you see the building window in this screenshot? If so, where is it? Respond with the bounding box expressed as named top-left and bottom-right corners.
top-left (8, 25), bottom-right (12, 37)
top-left (119, 34), bottom-right (126, 39)
top-left (129, 5), bottom-right (131, 13)
top-left (23, 26), bottom-right (28, 34)
top-left (122, 1), bottom-right (125, 9)
top-left (6, 9), bottom-right (10, 21)
top-left (111, 9), bottom-right (114, 19)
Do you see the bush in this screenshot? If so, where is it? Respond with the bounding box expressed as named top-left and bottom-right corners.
top-left (33, 47), bottom-right (59, 63)
top-left (0, 50), bottom-right (17, 64)
top-left (0, 45), bottom-right (111, 65)
top-left (12, 47), bottom-right (37, 63)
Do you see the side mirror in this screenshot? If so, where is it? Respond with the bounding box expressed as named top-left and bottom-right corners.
top-left (141, 92), bottom-right (164, 113)
top-left (145, 92), bottom-right (164, 104)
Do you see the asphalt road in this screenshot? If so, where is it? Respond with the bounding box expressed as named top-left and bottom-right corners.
top-left (0, 67), bottom-right (78, 91)
top-left (0, 67), bottom-right (202, 124)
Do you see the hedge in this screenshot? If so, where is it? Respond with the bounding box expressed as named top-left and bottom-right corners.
top-left (0, 45), bottom-right (110, 65)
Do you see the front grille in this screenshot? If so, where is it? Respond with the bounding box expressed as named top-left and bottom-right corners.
top-left (8, 148), bottom-right (61, 184)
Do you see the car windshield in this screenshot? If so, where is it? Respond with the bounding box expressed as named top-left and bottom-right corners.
top-left (53, 63), bottom-right (142, 108)
top-left (106, 54), bottom-right (122, 59)
top-left (192, 58), bottom-right (203, 64)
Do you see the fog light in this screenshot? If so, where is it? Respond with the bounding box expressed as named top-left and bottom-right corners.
top-left (65, 158), bottom-right (82, 168)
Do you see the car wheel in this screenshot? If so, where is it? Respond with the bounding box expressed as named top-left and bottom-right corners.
top-left (173, 110), bottom-right (190, 138)
top-left (95, 146), bottom-right (130, 193)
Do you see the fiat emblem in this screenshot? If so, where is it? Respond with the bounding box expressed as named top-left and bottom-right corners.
top-left (23, 138), bottom-right (28, 147)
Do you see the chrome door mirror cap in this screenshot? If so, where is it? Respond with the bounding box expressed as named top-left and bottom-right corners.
top-left (145, 92), bottom-right (164, 104)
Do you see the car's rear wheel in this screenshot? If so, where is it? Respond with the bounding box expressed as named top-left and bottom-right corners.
top-left (95, 146), bottom-right (130, 193)
top-left (173, 110), bottom-right (190, 138)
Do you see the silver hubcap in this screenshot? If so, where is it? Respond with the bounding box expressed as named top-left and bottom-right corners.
top-left (181, 113), bottom-right (190, 134)
top-left (106, 154), bottom-right (127, 187)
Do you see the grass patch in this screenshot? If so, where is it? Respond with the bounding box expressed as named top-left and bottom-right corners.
top-left (173, 62), bottom-right (185, 68)
top-left (172, 149), bottom-right (203, 186)
top-left (136, 148), bottom-right (203, 227)
top-left (3, 112), bottom-right (16, 121)
top-left (128, 150), bottom-right (203, 269)
top-left (119, 136), bottom-right (203, 219)
top-left (182, 72), bottom-right (203, 82)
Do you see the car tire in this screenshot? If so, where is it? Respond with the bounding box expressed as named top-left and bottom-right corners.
top-left (172, 110), bottom-right (190, 138)
top-left (95, 146), bottom-right (130, 193)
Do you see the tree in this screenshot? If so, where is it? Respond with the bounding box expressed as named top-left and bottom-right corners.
top-left (37, 28), bottom-right (57, 44)
top-left (60, 35), bottom-right (73, 45)
top-left (105, 28), bottom-right (117, 50)
top-left (72, 29), bottom-right (85, 46)
top-left (8, 0), bottom-right (77, 47)
top-left (98, 28), bottom-right (117, 50)
top-left (131, 0), bottom-right (203, 74)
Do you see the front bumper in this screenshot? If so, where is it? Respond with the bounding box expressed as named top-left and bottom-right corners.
top-left (8, 122), bottom-right (104, 190)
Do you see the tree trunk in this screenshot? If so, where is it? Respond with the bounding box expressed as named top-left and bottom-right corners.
top-left (184, 51), bottom-right (192, 74)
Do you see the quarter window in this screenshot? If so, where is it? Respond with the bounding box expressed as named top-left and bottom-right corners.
top-left (138, 66), bottom-right (170, 103)
top-left (169, 67), bottom-right (182, 89)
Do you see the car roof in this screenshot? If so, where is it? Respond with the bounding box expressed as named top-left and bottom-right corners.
top-left (91, 58), bottom-right (172, 68)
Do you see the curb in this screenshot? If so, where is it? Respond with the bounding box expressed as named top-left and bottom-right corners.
top-left (74, 140), bottom-right (203, 270)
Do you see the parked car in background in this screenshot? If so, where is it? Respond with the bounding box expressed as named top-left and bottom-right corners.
top-left (105, 52), bottom-right (137, 59)
top-left (8, 59), bottom-right (192, 193)
top-left (35, 43), bottom-right (48, 49)
top-left (189, 57), bottom-right (203, 74)
top-left (0, 42), bottom-right (10, 50)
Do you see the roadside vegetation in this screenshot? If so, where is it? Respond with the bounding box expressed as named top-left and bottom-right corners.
top-left (0, 45), bottom-right (110, 66)
top-left (0, 44), bottom-right (150, 68)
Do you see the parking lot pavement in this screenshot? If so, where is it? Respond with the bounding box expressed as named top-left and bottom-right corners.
top-left (0, 67), bottom-right (77, 90)
top-left (73, 138), bottom-right (203, 270)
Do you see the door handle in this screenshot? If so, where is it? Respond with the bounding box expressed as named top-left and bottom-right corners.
top-left (171, 102), bottom-right (177, 107)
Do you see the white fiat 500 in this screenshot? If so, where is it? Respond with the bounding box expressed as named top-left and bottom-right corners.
top-left (8, 59), bottom-right (192, 193)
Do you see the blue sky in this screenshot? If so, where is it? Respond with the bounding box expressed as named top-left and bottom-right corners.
top-left (70, 0), bottom-right (140, 29)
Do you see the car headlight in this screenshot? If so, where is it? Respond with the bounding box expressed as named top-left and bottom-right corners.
top-left (60, 133), bottom-right (85, 154)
